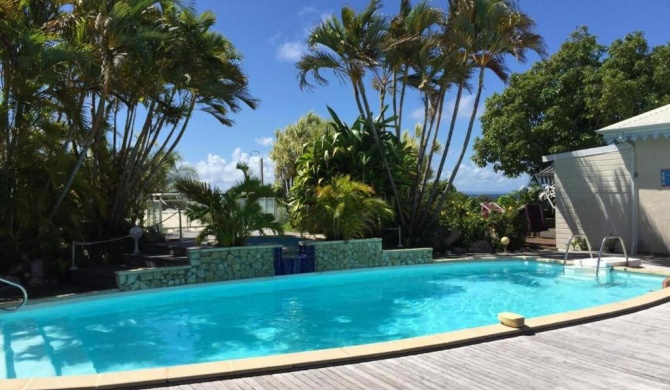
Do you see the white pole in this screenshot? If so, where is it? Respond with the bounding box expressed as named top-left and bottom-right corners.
top-left (70, 242), bottom-right (78, 270)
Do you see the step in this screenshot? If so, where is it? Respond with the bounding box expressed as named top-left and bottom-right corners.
top-left (122, 254), bottom-right (189, 267)
top-left (1, 318), bottom-right (96, 378)
top-left (142, 243), bottom-right (189, 256)
top-left (575, 257), bottom-right (642, 268)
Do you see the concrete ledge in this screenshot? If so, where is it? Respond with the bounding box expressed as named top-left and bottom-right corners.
top-left (115, 265), bottom-right (190, 276)
top-left (302, 238), bottom-right (382, 246)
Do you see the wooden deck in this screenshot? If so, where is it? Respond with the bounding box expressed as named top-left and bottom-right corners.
top-left (146, 302), bottom-right (670, 390)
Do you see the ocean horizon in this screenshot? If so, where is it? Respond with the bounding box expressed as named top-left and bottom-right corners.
top-left (462, 191), bottom-right (507, 199)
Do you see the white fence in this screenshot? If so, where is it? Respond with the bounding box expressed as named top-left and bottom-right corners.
top-left (144, 194), bottom-right (278, 239)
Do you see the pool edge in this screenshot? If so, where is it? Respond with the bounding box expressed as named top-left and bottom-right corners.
top-left (5, 258), bottom-right (670, 390)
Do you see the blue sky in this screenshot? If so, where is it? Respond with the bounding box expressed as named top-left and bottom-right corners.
top-left (180, 0), bottom-right (670, 193)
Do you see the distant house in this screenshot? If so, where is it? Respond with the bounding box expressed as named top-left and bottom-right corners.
top-left (542, 104), bottom-right (670, 255)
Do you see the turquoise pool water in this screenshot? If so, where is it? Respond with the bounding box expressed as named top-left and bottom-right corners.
top-left (0, 260), bottom-right (664, 379)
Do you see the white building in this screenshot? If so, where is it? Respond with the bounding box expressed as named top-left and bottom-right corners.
top-left (543, 104), bottom-right (670, 255)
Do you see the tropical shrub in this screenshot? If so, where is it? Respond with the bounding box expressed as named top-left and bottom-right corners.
top-left (175, 163), bottom-right (283, 246)
top-left (288, 109), bottom-right (415, 236)
top-left (436, 191), bottom-right (528, 254)
top-left (291, 175), bottom-right (394, 241)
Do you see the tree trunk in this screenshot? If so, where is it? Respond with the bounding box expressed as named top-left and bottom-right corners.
top-left (428, 66), bottom-right (486, 229)
top-left (356, 79), bottom-right (406, 227)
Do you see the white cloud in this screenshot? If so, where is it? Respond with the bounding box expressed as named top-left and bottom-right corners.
top-left (410, 107), bottom-right (424, 122)
top-left (446, 95), bottom-right (478, 120)
top-left (449, 163), bottom-right (529, 194)
top-left (298, 6), bottom-right (318, 17)
top-left (273, 6), bottom-right (333, 63)
top-left (255, 137), bottom-right (273, 146)
top-left (190, 148), bottom-right (275, 190)
top-left (408, 94), bottom-right (481, 126)
top-left (276, 41), bottom-right (307, 62)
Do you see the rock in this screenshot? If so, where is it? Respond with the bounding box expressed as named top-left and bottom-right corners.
top-left (469, 240), bottom-right (494, 253)
top-left (30, 259), bottom-right (44, 279)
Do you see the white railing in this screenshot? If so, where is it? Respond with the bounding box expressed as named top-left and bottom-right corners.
top-left (0, 277), bottom-right (28, 312)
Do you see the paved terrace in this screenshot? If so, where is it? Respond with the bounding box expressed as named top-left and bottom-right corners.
top-left (144, 254), bottom-right (670, 390)
top-left (146, 301), bottom-right (670, 390)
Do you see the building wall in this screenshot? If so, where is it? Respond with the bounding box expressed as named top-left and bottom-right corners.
top-left (635, 138), bottom-right (670, 254)
top-left (554, 145), bottom-right (633, 252)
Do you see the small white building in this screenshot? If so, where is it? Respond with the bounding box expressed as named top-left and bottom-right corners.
top-left (543, 104), bottom-right (670, 255)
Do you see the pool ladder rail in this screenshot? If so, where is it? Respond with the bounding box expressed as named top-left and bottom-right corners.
top-left (0, 277), bottom-right (28, 312)
top-left (563, 234), bottom-right (630, 277)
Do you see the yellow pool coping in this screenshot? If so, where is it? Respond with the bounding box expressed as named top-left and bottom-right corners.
top-left (3, 258), bottom-right (670, 390)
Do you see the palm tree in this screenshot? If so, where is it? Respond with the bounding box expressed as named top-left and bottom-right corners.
top-left (47, 1), bottom-right (256, 236)
top-left (108, 4), bottom-right (257, 227)
top-left (421, 0), bottom-right (546, 234)
top-left (0, 0), bottom-right (83, 269)
top-left (386, 0), bottom-right (444, 137)
top-left (296, 0), bottom-right (406, 226)
top-left (51, 0), bottom-right (169, 217)
top-left (175, 163), bottom-right (284, 247)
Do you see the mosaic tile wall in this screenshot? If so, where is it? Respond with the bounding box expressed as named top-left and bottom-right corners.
top-left (116, 240), bottom-right (433, 291)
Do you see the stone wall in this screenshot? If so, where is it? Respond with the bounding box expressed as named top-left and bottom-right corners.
top-left (307, 239), bottom-right (382, 272)
top-left (116, 266), bottom-right (189, 291)
top-left (382, 248), bottom-right (433, 266)
top-left (116, 245), bottom-right (279, 291)
top-left (306, 239), bottom-right (433, 272)
top-left (116, 240), bottom-right (435, 291)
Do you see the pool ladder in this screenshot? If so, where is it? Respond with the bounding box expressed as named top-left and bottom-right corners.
top-left (563, 234), bottom-right (629, 277)
top-left (0, 277), bottom-right (28, 312)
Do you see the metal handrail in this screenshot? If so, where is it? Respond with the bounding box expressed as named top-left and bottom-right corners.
top-left (595, 235), bottom-right (628, 277)
top-left (0, 277), bottom-right (28, 312)
top-left (563, 233), bottom-right (594, 272)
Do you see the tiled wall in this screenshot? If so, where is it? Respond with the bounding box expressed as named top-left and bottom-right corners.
top-left (116, 245), bottom-right (279, 291)
top-left (116, 240), bottom-right (434, 291)
top-left (305, 239), bottom-right (433, 271)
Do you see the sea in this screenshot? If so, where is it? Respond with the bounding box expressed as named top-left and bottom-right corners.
top-left (462, 192), bottom-right (507, 199)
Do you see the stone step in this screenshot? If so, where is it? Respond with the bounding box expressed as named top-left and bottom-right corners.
top-left (121, 254), bottom-right (189, 268)
top-left (141, 243), bottom-right (189, 256)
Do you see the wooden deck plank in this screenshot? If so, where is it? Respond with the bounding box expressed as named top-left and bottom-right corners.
top-left (500, 333), bottom-right (670, 390)
top-left (292, 369), bottom-right (340, 390)
top-left (372, 359), bottom-right (442, 390)
top-left (424, 346), bottom-right (529, 390)
top-left (356, 360), bottom-right (423, 389)
top-left (381, 357), bottom-right (448, 390)
top-left (145, 302), bottom-right (670, 390)
top-left (212, 379), bottom-right (246, 390)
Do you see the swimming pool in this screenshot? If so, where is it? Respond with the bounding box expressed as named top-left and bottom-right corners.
top-left (0, 260), bottom-right (665, 379)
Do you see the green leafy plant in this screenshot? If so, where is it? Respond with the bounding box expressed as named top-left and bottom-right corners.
top-left (174, 163), bottom-right (283, 246)
top-left (437, 190), bottom-right (528, 254)
top-left (288, 108), bottom-right (415, 236)
top-left (291, 175), bottom-right (394, 241)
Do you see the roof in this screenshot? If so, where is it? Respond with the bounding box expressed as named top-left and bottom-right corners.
top-left (542, 144), bottom-right (632, 162)
top-left (536, 165), bottom-right (554, 176)
top-left (597, 103), bottom-right (670, 143)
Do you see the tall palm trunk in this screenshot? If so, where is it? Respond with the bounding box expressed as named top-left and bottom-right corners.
top-left (428, 65), bottom-right (486, 229)
top-left (356, 78), bottom-right (406, 227)
top-left (417, 79), bottom-right (465, 231)
top-left (50, 84), bottom-right (108, 218)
